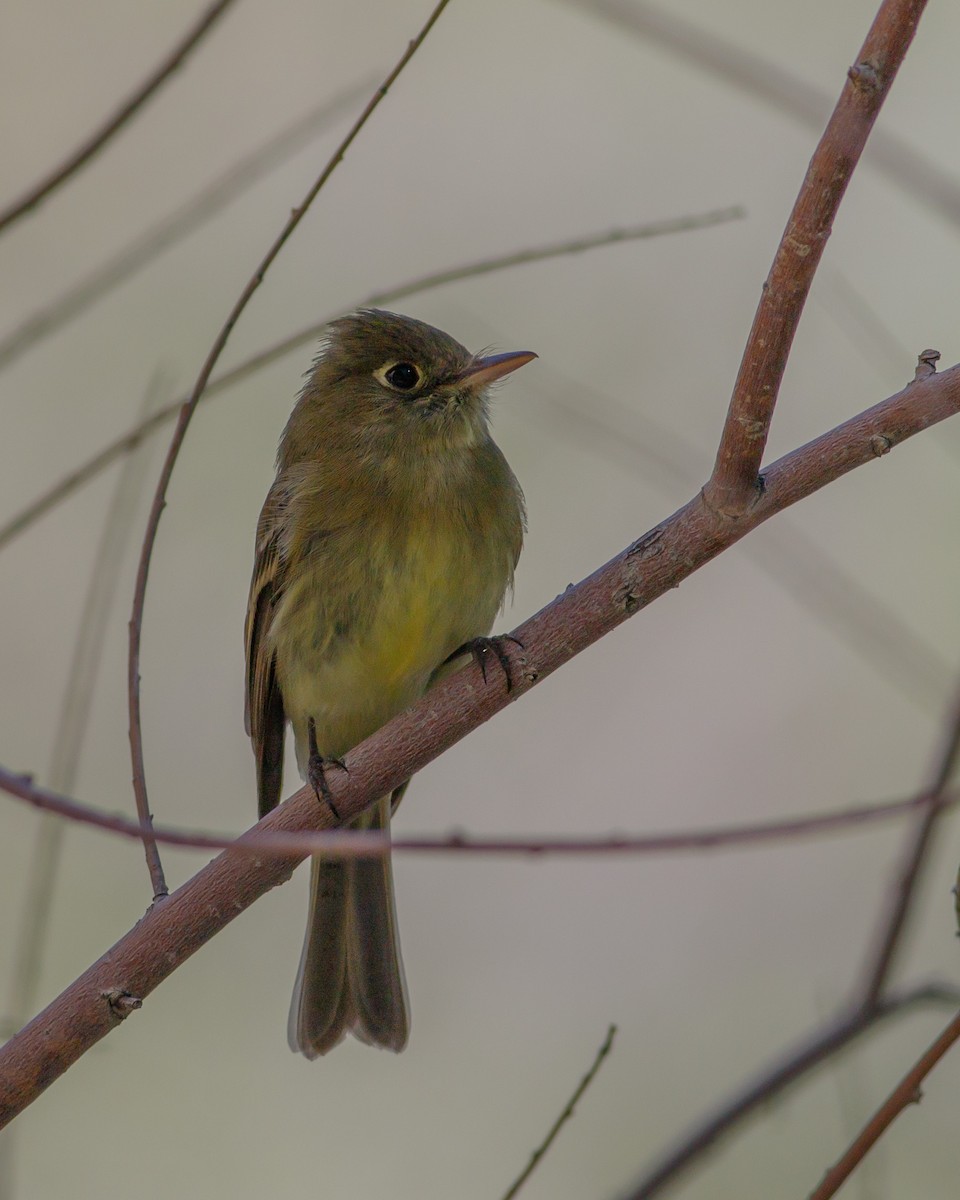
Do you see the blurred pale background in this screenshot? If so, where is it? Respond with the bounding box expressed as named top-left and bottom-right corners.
top-left (1, 1), bottom-right (959, 1196)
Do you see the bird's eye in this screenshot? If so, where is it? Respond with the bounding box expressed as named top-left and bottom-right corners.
top-left (381, 361), bottom-right (422, 391)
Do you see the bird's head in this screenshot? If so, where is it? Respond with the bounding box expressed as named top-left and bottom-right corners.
top-left (283, 309), bottom-right (536, 463)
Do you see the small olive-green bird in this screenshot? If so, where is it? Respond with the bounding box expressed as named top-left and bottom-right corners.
top-left (245, 309), bottom-right (534, 1057)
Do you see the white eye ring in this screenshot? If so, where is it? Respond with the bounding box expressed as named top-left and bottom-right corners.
top-left (374, 361), bottom-right (423, 392)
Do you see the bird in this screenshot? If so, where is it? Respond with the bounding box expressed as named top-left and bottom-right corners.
top-left (244, 308), bottom-right (535, 1057)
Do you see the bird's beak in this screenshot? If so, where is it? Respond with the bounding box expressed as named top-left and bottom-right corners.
top-left (457, 350), bottom-right (537, 390)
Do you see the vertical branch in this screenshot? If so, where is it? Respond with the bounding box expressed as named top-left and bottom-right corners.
top-left (0, 0), bottom-right (239, 233)
top-left (705, 0), bottom-right (926, 515)
top-left (126, 0), bottom-right (455, 902)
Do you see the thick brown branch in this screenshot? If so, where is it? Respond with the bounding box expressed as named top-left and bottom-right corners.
top-left (0, 0), bottom-right (238, 233)
top-left (706, 0), bottom-right (926, 514)
top-left (809, 1006), bottom-right (960, 1200)
top-left (0, 363), bottom-right (957, 1128)
top-left (469, 314), bottom-right (947, 709)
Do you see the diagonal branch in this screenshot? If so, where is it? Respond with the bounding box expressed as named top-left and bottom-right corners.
top-left (567, 0), bottom-right (960, 230)
top-left (620, 983), bottom-right (959, 1200)
top-left (501, 1025), bottom-right (616, 1200)
top-left (809, 1005), bottom-right (960, 1200)
top-left (0, 206), bottom-right (742, 553)
top-left (125, 0), bottom-right (455, 903)
top-left (0, 0), bottom-right (239, 234)
top-left (1, 358), bottom-right (957, 1128)
top-left (0, 78), bottom-right (375, 371)
top-left (857, 677), bottom-right (960, 1006)
top-left (705, 0), bottom-right (926, 515)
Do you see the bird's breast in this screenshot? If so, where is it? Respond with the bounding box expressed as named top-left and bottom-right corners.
top-left (274, 495), bottom-right (516, 761)
top-left (349, 509), bottom-right (505, 692)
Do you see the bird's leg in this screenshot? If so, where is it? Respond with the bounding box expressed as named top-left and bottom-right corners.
top-left (307, 716), bottom-right (348, 822)
top-left (445, 635), bottom-right (524, 692)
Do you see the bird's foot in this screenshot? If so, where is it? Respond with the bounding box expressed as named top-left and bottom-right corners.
top-left (446, 635), bottom-right (524, 693)
top-left (307, 717), bottom-right (348, 821)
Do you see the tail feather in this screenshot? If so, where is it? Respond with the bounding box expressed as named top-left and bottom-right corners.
top-left (288, 796), bottom-right (409, 1057)
top-left (345, 797), bottom-right (409, 1050)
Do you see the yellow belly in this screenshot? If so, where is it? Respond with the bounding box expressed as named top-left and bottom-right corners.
top-left (275, 522), bottom-right (509, 767)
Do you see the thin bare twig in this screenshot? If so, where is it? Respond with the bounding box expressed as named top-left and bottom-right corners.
top-left (0, 379), bottom-right (166, 1200)
top-left (500, 1025), bottom-right (617, 1200)
top-left (809, 1006), bottom-right (960, 1200)
top-left (619, 984), bottom-right (959, 1200)
top-left (0, 0), bottom-right (238, 234)
top-left (125, 0), bottom-right (456, 903)
top-left (1, 377), bottom-right (168, 1040)
top-left (1, 357), bottom-right (958, 1127)
top-left (0, 205), bottom-right (742, 552)
top-left (0, 79), bottom-right (375, 371)
top-left (821, 273), bottom-right (960, 482)
top-left (818, 989), bottom-right (885, 1200)
top-left (706, 0), bottom-right (926, 514)
top-left (0, 763), bottom-right (951, 859)
top-left (363, 207), bottom-right (743, 304)
top-left (858, 677), bottom-right (960, 1006)
top-left (567, 0), bottom-right (960, 229)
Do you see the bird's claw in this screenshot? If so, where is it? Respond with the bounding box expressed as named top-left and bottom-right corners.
top-left (446, 634), bottom-right (524, 692)
top-left (307, 716), bottom-right (348, 820)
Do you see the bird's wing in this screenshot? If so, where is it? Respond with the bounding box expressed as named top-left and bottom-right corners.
top-left (245, 484), bottom-right (288, 817)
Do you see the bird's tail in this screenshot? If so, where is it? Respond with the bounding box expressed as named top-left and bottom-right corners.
top-left (288, 794), bottom-right (409, 1057)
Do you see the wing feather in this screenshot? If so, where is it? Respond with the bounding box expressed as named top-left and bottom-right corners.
top-left (245, 485), bottom-right (288, 816)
